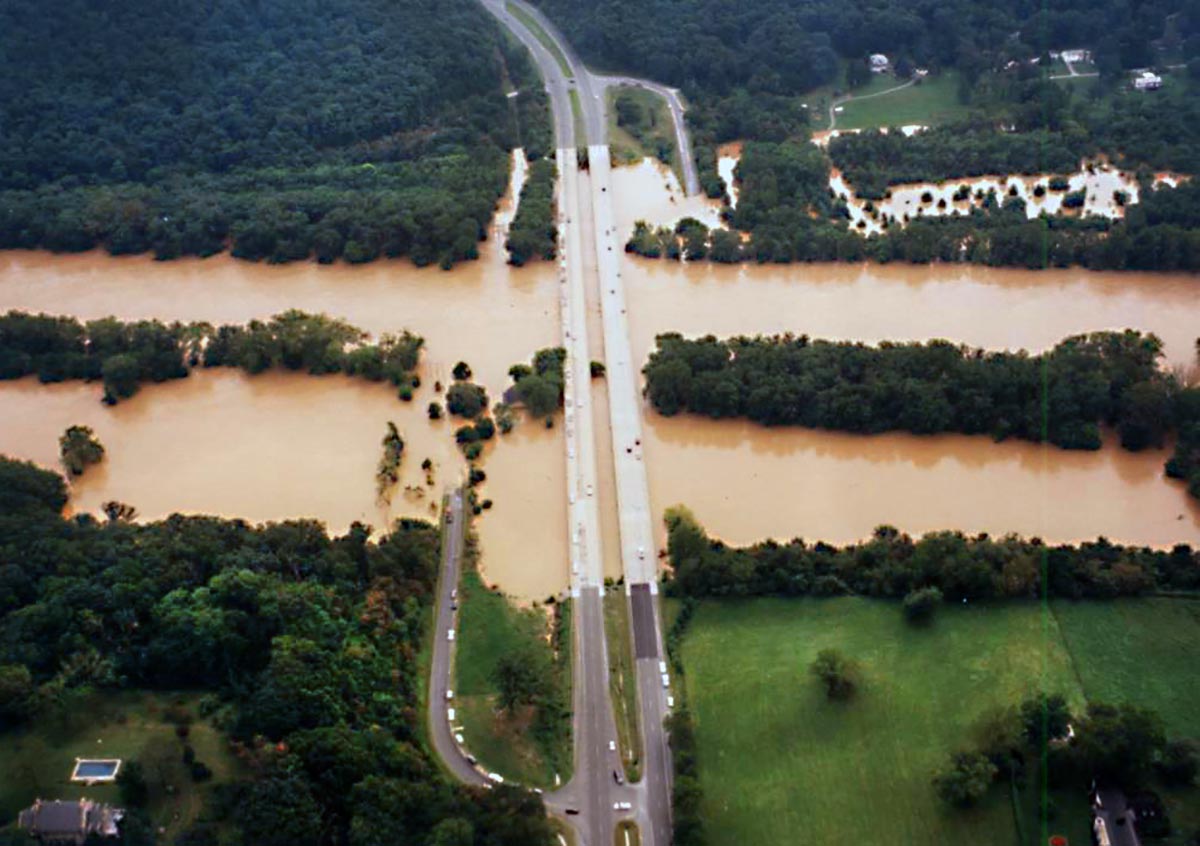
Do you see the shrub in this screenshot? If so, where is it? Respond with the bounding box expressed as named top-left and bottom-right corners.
top-left (933, 751), bottom-right (997, 808)
top-left (809, 648), bottom-right (859, 700)
top-left (902, 586), bottom-right (943, 624)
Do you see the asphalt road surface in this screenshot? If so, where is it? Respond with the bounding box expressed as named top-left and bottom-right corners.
top-left (595, 75), bottom-right (700, 196)
top-left (427, 489), bottom-right (490, 787)
top-left (455, 4), bottom-right (677, 844)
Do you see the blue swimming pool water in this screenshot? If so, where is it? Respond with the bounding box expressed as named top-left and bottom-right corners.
top-left (74, 761), bottom-right (119, 778)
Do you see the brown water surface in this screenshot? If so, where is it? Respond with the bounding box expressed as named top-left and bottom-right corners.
top-left (0, 151), bottom-right (570, 600)
top-left (611, 160), bottom-right (1200, 552)
top-left (1, 372), bottom-right (465, 530)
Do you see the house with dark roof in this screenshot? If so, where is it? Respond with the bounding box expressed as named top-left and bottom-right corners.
top-left (16, 799), bottom-right (123, 845)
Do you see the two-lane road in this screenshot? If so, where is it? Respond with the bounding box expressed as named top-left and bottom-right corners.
top-left (428, 489), bottom-right (490, 787)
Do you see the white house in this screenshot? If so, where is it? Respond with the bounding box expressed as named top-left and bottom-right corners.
top-left (869, 54), bottom-right (889, 73)
top-left (1134, 70), bottom-right (1162, 90)
top-left (1061, 49), bottom-right (1091, 63)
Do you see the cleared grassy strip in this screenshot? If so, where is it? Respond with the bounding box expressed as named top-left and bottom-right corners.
top-left (606, 87), bottom-right (681, 184)
top-left (455, 568), bottom-right (571, 787)
top-left (506, 2), bottom-right (572, 78)
top-left (604, 585), bottom-right (643, 780)
top-left (0, 691), bottom-right (240, 839)
top-left (680, 598), bottom-right (1084, 846)
top-left (837, 72), bottom-right (969, 130)
top-left (615, 820), bottom-right (641, 846)
top-left (569, 89), bottom-right (587, 147)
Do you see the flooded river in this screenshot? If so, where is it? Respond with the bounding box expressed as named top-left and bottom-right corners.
top-left (3, 153), bottom-right (1200, 601)
top-left (0, 151), bottom-right (569, 600)
top-left (610, 159), bottom-right (1200, 551)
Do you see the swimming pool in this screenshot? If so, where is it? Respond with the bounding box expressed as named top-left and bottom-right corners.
top-left (70, 759), bottom-right (122, 781)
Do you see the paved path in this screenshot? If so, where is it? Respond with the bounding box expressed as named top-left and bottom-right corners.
top-left (595, 75), bottom-right (700, 195)
top-left (427, 489), bottom-right (490, 787)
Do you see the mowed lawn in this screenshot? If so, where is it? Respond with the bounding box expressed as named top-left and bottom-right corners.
top-left (680, 598), bottom-right (1084, 846)
top-left (1053, 598), bottom-right (1200, 739)
top-left (838, 72), bottom-right (969, 130)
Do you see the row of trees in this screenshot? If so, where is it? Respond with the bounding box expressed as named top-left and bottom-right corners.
top-left (632, 133), bottom-right (1200, 271)
top-left (644, 330), bottom-right (1175, 451)
top-left (506, 159), bottom-right (558, 266)
top-left (0, 310), bottom-right (422, 403)
top-left (0, 456), bottom-right (556, 845)
top-left (664, 509), bottom-right (1200, 600)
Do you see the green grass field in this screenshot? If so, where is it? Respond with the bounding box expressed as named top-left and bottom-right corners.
top-left (454, 569), bottom-right (570, 787)
top-left (0, 691), bottom-right (239, 837)
top-left (1053, 598), bottom-right (1200, 739)
top-left (837, 72), bottom-right (970, 130)
top-left (606, 87), bottom-right (681, 184)
top-left (604, 586), bottom-right (643, 780)
top-left (680, 598), bottom-right (1087, 846)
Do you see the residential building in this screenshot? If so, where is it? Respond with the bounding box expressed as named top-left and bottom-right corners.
top-left (17, 799), bottom-right (123, 845)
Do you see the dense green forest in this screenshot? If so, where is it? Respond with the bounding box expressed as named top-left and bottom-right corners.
top-left (534, 0), bottom-right (1198, 141)
top-left (0, 457), bottom-right (555, 845)
top-left (663, 508), bottom-right (1200, 599)
top-left (644, 330), bottom-right (1200, 497)
top-left (0, 311), bottom-right (422, 404)
top-left (0, 0), bottom-right (551, 267)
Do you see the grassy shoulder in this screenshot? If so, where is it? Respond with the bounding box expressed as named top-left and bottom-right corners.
top-left (604, 585), bottom-right (643, 780)
top-left (0, 690), bottom-right (240, 838)
top-left (615, 820), bottom-right (641, 846)
top-left (837, 72), bottom-right (969, 130)
top-left (506, 2), bottom-right (572, 78)
top-left (607, 87), bottom-right (680, 183)
top-left (678, 597), bottom-right (1086, 846)
top-left (454, 568), bottom-right (572, 787)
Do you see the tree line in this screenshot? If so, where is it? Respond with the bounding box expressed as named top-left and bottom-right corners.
top-left (644, 330), bottom-right (1178, 450)
top-left (0, 0), bottom-right (553, 268)
top-left (0, 310), bottom-right (422, 404)
top-left (631, 132), bottom-right (1200, 271)
top-left (663, 508), bottom-right (1200, 600)
top-left (506, 159), bottom-right (558, 266)
top-left (0, 456), bottom-right (555, 846)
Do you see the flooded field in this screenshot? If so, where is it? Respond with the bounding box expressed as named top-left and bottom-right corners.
top-left (611, 159), bottom-right (1200, 552)
top-left (3, 152), bottom-right (1200, 599)
top-left (0, 151), bottom-right (571, 601)
top-left (1, 372), bottom-right (466, 531)
top-left (642, 415), bottom-right (1200, 550)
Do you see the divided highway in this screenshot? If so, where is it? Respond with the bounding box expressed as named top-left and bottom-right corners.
top-left (427, 3), bottom-right (684, 844)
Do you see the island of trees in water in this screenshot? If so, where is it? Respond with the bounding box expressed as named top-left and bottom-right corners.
top-left (643, 330), bottom-right (1200, 497)
top-left (0, 0), bottom-right (552, 268)
top-left (0, 456), bottom-right (556, 845)
top-left (0, 310), bottom-right (422, 404)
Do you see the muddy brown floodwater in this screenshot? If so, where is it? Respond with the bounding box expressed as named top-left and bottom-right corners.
top-left (3, 152), bottom-right (1200, 601)
top-left (0, 151), bottom-right (569, 601)
top-left (610, 159), bottom-right (1200, 552)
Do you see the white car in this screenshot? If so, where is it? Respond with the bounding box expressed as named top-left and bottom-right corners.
top-left (638, 546), bottom-right (645, 560)
top-left (488, 773), bottom-right (504, 784)
top-left (661, 673), bottom-right (670, 689)
top-left (447, 629), bottom-right (455, 642)
top-left (612, 801), bottom-right (632, 811)
top-left (608, 740), bottom-right (616, 752)
top-left (455, 732), bottom-right (464, 743)
top-left (446, 689), bottom-right (454, 700)
top-left (586, 484), bottom-right (594, 496)
top-left (447, 707), bottom-right (456, 721)
top-left (658, 660), bottom-right (667, 674)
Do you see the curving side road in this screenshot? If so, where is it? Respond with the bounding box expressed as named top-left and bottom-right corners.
top-left (595, 76), bottom-right (699, 196)
top-left (428, 489), bottom-right (490, 788)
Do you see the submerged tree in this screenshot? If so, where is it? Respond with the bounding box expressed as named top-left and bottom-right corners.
top-left (376, 422), bottom-right (405, 501)
top-left (59, 425), bottom-right (105, 476)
